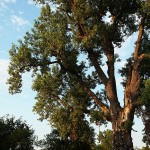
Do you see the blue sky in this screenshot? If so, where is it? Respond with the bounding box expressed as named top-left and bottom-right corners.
top-left (0, 0), bottom-right (51, 141)
top-left (0, 0), bottom-right (146, 148)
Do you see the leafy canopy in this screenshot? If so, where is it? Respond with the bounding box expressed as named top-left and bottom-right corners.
top-left (0, 115), bottom-right (36, 150)
top-left (7, 0), bottom-right (150, 148)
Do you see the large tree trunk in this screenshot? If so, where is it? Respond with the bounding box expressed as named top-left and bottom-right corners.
top-left (113, 128), bottom-right (133, 150)
top-left (112, 107), bottom-right (135, 150)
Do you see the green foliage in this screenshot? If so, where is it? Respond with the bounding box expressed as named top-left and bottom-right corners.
top-left (8, 1), bottom-right (144, 93)
top-left (7, 0), bottom-right (150, 149)
top-left (32, 65), bottom-right (94, 144)
top-left (141, 146), bottom-right (150, 150)
top-left (123, 121), bottom-right (134, 130)
top-left (0, 115), bottom-right (36, 150)
top-left (37, 129), bottom-right (94, 150)
top-left (134, 146), bottom-right (150, 150)
top-left (96, 129), bottom-right (113, 150)
top-left (141, 79), bottom-right (150, 105)
top-left (37, 129), bottom-right (62, 150)
top-left (139, 32), bottom-right (150, 81)
top-left (140, 79), bottom-right (150, 146)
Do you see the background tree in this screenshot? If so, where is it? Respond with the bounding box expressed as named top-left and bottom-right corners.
top-left (135, 147), bottom-right (150, 150)
top-left (8, 0), bottom-right (150, 149)
top-left (38, 129), bottom-right (94, 150)
top-left (96, 129), bottom-right (113, 150)
top-left (140, 79), bottom-right (150, 146)
top-left (0, 115), bottom-right (36, 150)
top-left (141, 147), bottom-right (150, 150)
top-left (37, 129), bottom-right (62, 150)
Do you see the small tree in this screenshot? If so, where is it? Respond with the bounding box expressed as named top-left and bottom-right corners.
top-left (0, 115), bottom-right (36, 150)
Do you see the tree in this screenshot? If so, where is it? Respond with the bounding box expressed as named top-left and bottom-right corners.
top-left (135, 146), bottom-right (150, 150)
top-left (38, 129), bottom-right (94, 150)
top-left (0, 115), bottom-right (36, 150)
top-left (8, 0), bottom-right (150, 149)
top-left (37, 129), bottom-right (62, 150)
top-left (141, 147), bottom-right (150, 150)
top-left (96, 129), bottom-right (113, 150)
top-left (140, 79), bottom-right (150, 146)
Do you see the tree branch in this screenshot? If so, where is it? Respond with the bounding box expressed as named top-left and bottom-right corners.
top-left (130, 17), bottom-right (145, 98)
top-left (134, 17), bottom-right (145, 59)
top-left (124, 17), bottom-right (145, 109)
top-left (59, 63), bottom-right (111, 121)
top-left (104, 42), bottom-right (120, 110)
top-left (88, 50), bottom-right (108, 86)
top-left (76, 76), bottom-right (111, 121)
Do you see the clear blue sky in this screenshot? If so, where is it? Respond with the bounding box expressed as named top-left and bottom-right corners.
top-left (0, 0), bottom-right (146, 148)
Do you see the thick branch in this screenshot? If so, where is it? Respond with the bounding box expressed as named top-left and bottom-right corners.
top-left (130, 17), bottom-right (145, 99)
top-left (68, 1), bottom-right (119, 115)
top-left (134, 17), bottom-right (145, 59)
top-left (88, 51), bottom-right (108, 86)
top-left (77, 77), bottom-right (111, 121)
top-left (124, 17), bottom-right (145, 109)
top-left (124, 60), bottom-right (133, 107)
top-left (59, 63), bottom-right (111, 120)
top-left (69, 1), bottom-right (108, 86)
top-left (105, 43), bottom-right (120, 110)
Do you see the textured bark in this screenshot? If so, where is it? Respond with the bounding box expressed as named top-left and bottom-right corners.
top-left (112, 107), bottom-right (135, 150)
top-left (113, 129), bottom-right (133, 150)
top-left (111, 17), bottom-right (145, 150)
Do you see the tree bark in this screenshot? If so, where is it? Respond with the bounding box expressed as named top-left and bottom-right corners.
top-left (112, 128), bottom-right (133, 150)
top-left (110, 94), bottom-right (135, 150)
top-left (112, 109), bottom-right (134, 150)
top-left (111, 17), bottom-right (145, 150)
